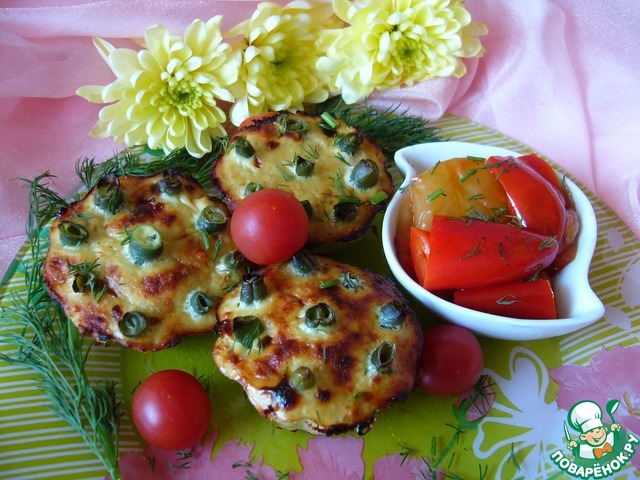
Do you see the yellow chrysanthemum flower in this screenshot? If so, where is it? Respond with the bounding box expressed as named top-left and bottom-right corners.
top-left (227, 0), bottom-right (341, 126)
top-left (317, 0), bottom-right (488, 104)
top-left (77, 17), bottom-right (240, 158)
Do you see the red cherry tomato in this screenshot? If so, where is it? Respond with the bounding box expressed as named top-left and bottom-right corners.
top-left (417, 324), bottom-right (484, 397)
top-left (230, 188), bottom-right (309, 265)
top-left (453, 278), bottom-right (557, 319)
top-left (132, 370), bottom-right (211, 451)
top-left (419, 216), bottom-right (559, 291)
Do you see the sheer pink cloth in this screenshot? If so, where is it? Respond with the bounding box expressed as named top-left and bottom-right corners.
top-left (1, 0), bottom-right (638, 278)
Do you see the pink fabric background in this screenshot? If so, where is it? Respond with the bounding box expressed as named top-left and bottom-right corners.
top-left (1, 0), bottom-right (639, 279)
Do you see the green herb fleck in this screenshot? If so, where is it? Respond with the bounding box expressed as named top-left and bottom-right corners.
top-left (427, 188), bottom-right (445, 202)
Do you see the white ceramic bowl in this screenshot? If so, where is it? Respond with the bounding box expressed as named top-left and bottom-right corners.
top-left (381, 141), bottom-right (605, 341)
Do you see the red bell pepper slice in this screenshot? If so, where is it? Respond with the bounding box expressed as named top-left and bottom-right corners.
top-left (453, 278), bottom-right (557, 319)
top-left (517, 153), bottom-right (563, 193)
top-left (488, 156), bottom-right (567, 242)
top-left (423, 216), bottom-right (559, 291)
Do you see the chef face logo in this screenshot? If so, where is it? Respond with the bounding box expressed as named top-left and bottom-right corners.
top-left (550, 399), bottom-right (638, 479)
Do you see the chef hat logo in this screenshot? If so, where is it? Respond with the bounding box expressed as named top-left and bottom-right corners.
top-left (568, 400), bottom-right (604, 434)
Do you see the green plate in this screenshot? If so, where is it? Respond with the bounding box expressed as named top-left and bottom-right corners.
top-left (1, 115), bottom-right (639, 479)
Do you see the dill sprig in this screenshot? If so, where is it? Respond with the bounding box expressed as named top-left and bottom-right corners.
top-left (76, 139), bottom-right (225, 195)
top-left (309, 96), bottom-right (442, 161)
top-left (0, 175), bottom-right (122, 479)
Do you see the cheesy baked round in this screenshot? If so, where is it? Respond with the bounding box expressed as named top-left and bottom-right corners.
top-left (213, 254), bottom-right (422, 435)
top-left (43, 171), bottom-right (248, 351)
top-left (213, 111), bottom-right (394, 247)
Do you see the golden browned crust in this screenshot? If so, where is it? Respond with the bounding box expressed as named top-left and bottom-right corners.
top-left (213, 111), bottom-right (394, 247)
top-left (43, 172), bottom-right (246, 351)
top-left (213, 255), bottom-right (422, 435)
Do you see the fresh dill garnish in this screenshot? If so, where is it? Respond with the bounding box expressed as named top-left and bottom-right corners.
top-left (539, 236), bottom-right (557, 250)
top-left (496, 294), bottom-right (520, 305)
top-left (67, 259), bottom-right (107, 302)
top-left (461, 236), bottom-right (486, 259)
top-left (276, 165), bottom-right (293, 181)
top-left (75, 140), bottom-right (224, 195)
top-left (398, 443), bottom-right (415, 467)
top-left (0, 177), bottom-right (122, 479)
top-left (212, 237), bottom-right (223, 261)
top-left (334, 151), bottom-right (350, 165)
top-left (509, 443), bottom-right (521, 471)
top-left (166, 449), bottom-right (194, 470)
top-left (350, 391), bottom-right (369, 405)
top-left (301, 143), bottom-right (320, 161)
top-left (309, 97), bottom-right (441, 161)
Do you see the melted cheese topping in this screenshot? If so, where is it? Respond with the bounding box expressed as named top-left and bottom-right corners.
top-left (213, 112), bottom-right (394, 247)
top-left (213, 255), bottom-right (422, 435)
top-left (43, 173), bottom-right (246, 351)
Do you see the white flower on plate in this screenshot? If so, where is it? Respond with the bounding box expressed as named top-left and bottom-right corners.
top-left (473, 346), bottom-right (566, 479)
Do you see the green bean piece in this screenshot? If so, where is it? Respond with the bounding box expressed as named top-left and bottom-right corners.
top-left (276, 114), bottom-right (308, 137)
top-left (350, 158), bottom-right (379, 190)
top-left (337, 132), bottom-right (362, 155)
top-left (290, 366), bottom-right (316, 392)
top-left (304, 302), bottom-right (335, 329)
top-left (159, 168), bottom-right (182, 195)
top-left (221, 250), bottom-right (246, 273)
top-left (370, 341), bottom-right (396, 374)
top-left (379, 300), bottom-right (407, 329)
top-left (233, 315), bottom-right (264, 352)
top-left (235, 137), bottom-right (255, 158)
top-left (129, 224), bottom-right (163, 263)
top-left (118, 311), bottom-right (148, 338)
top-left (333, 201), bottom-right (358, 222)
top-left (197, 205), bottom-right (228, 234)
top-left (341, 272), bottom-right (361, 291)
top-left (300, 199), bottom-right (313, 219)
top-left (291, 250), bottom-right (319, 275)
top-left (244, 182), bottom-right (263, 196)
top-left (94, 174), bottom-right (123, 214)
top-left (72, 273), bottom-right (88, 293)
top-left (295, 156), bottom-right (315, 177)
top-left (319, 112), bottom-right (339, 131)
top-left (59, 220), bottom-right (89, 247)
top-left (190, 291), bottom-right (214, 315)
top-left (240, 272), bottom-right (268, 304)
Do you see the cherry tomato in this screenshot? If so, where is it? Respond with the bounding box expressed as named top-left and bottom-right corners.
top-left (453, 279), bottom-right (557, 319)
top-left (420, 216), bottom-right (559, 290)
top-left (132, 370), bottom-right (211, 451)
top-left (417, 324), bottom-right (484, 397)
top-left (230, 188), bottom-right (309, 265)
